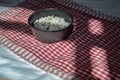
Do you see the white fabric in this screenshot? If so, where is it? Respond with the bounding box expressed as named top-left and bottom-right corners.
top-left (0, 45), bottom-right (62, 80)
top-left (0, 0), bottom-right (24, 12)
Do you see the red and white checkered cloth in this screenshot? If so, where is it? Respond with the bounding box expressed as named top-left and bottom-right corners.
top-left (0, 0), bottom-right (120, 80)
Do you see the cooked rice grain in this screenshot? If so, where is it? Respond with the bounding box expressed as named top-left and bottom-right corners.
top-left (34, 15), bottom-right (69, 31)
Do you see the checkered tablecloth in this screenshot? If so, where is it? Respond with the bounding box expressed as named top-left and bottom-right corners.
top-left (0, 0), bottom-right (120, 80)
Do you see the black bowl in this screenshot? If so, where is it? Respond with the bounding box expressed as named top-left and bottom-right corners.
top-left (28, 8), bottom-right (73, 43)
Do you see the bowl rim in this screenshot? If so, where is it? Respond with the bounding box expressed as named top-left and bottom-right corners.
top-left (28, 8), bottom-right (73, 32)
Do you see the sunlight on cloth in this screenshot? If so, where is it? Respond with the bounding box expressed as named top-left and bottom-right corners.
top-left (90, 46), bottom-right (110, 80)
top-left (88, 19), bottom-right (104, 35)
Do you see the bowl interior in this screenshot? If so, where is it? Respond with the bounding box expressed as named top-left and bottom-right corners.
top-left (28, 8), bottom-right (73, 31)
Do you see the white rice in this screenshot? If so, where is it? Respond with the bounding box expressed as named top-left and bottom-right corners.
top-left (34, 15), bottom-right (69, 31)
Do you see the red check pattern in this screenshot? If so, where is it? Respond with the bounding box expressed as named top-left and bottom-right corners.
top-left (0, 0), bottom-right (120, 80)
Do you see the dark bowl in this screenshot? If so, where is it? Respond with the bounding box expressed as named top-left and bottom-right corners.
top-left (28, 8), bottom-right (73, 43)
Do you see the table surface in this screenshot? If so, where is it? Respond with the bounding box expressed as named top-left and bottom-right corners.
top-left (73, 0), bottom-right (120, 17)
